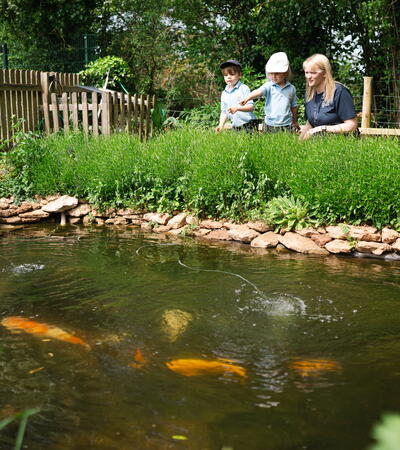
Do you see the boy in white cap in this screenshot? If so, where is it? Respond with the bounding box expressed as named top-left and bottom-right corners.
top-left (240, 52), bottom-right (299, 132)
top-left (216, 59), bottom-right (258, 133)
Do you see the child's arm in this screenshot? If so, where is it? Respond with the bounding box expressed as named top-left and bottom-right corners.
top-left (291, 106), bottom-right (300, 131)
top-left (216, 112), bottom-right (228, 133)
top-left (240, 87), bottom-right (264, 106)
top-left (228, 103), bottom-right (254, 114)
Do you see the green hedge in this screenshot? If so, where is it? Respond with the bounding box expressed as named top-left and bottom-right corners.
top-left (1, 129), bottom-right (399, 228)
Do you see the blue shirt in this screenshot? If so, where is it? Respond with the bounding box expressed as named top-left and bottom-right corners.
top-left (305, 82), bottom-right (356, 127)
top-left (260, 81), bottom-right (297, 127)
top-left (221, 81), bottom-right (256, 127)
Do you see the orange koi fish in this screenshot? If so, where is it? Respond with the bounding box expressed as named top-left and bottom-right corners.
top-left (1, 316), bottom-right (90, 350)
top-left (288, 358), bottom-right (341, 377)
top-left (165, 358), bottom-right (247, 379)
top-left (128, 348), bottom-right (147, 369)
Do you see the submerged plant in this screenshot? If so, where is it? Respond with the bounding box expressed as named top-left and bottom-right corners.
top-left (262, 195), bottom-right (317, 232)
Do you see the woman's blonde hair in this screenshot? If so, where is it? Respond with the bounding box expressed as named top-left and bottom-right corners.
top-left (303, 54), bottom-right (335, 103)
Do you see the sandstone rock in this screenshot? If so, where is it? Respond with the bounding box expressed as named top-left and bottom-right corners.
top-left (83, 215), bottom-right (94, 224)
top-left (19, 209), bottom-right (50, 219)
top-left (245, 221), bottom-right (273, 233)
top-left (311, 234), bottom-right (332, 247)
top-left (278, 232), bottom-right (329, 255)
top-left (143, 212), bottom-right (172, 225)
top-left (391, 238), bottom-right (400, 252)
top-left (250, 231), bottom-right (280, 248)
top-left (348, 225), bottom-right (380, 242)
top-left (67, 203), bottom-right (92, 217)
top-left (0, 216), bottom-right (22, 224)
top-left (117, 208), bottom-right (136, 215)
top-left (355, 241), bottom-right (392, 255)
top-left (129, 218), bottom-right (143, 225)
top-left (382, 227), bottom-right (400, 244)
top-left (325, 239), bottom-right (352, 254)
top-left (186, 215), bottom-right (199, 226)
top-left (113, 217), bottom-right (128, 226)
top-left (167, 226), bottom-right (187, 236)
top-left (0, 202), bottom-right (9, 210)
top-left (228, 225), bottom-right (259, 243)
top-left (326, 225), bottom-right (349, 239)
top-left (296, 227), bottom-right (319, 238)
top-left (167, 212), bottom-right (187, 229)
top-left (69, 217), bottom-right (81, 225)
top-left (203, 229), bottom-right (232, 240)
top-left (193, 228), bottom-right (211, 237)
top-left (141, 222), bottom-right (153, 232)
top-left (105, 218), bottom-right (115, 225)
top-left (0, 208), bottom-right (18, 218)
top-left (42, 195), bottom-right (79, 213)
top-left (200, 219), bottom-right (224, 229)
top-left (95, 218), bottom-right (105, 225)
top-left (153, 224), bottom-right (171, 233)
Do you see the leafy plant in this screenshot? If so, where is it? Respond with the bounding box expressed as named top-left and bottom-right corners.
top-left (79, 56), bottom-right (133, 92)
top-left (261, 195), bottom-right (316, 232)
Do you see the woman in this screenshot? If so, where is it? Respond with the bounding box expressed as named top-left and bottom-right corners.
top-left (299, 54), bottom-right (358, 140)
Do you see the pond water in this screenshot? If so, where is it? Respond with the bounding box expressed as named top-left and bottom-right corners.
top-left (1, 225), bottom-right (400, 449)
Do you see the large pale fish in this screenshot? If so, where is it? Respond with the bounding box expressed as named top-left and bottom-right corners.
top-left (1, 316), bottom-right (90, 350)
top-left (165, 358), bottom-right (247, 379)
top-left (288, 358), bottom-right (341, 377)
top-left (162, 309), bottom-right (193, 342)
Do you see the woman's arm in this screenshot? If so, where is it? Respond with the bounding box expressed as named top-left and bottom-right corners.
top-left (300, 117), bottom-right (358, 140)
top-left (299, 121), bottom-right (313, 140)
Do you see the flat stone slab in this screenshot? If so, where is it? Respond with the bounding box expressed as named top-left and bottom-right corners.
top-left (250, 231), bottom-right (280, 248)
top-left (228, 225), bottom-right (259, 243)
top-left (42, 195), bottom-right (79, 213)
top-left (143, 212), bottom-right (172, 225)
top-left (278, 232), bottom-right (329, 255)
top-left (325, 239), bottom-right (352, 254)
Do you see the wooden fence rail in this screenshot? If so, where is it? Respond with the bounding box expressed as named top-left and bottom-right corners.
top-left (0, 69), bottom-right (155, 145)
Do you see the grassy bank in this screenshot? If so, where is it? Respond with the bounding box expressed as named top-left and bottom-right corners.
top-left (1, 129), bottom-right (399, 229)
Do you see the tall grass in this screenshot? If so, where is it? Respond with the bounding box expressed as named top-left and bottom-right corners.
top-left (1, 128), bottom-right (399, 227)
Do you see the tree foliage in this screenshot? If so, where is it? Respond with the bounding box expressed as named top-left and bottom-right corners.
top-left (0, 0), bottom-right (398, 114)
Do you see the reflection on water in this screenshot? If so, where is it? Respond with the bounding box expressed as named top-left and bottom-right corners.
top-left (0, 224), bottom-right (400, 449)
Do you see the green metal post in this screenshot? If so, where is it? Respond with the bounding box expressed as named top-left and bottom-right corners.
top-left (2, 43), bottom-right (9, 69)
top-left (84, 34), bottom-right (88, 66)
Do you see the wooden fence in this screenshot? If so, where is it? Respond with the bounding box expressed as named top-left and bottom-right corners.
top-left (0, 69), bottom-right (155, 144)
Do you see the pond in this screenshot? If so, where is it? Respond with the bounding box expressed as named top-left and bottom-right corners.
top-left (1, 225), bottom-right (400, 449)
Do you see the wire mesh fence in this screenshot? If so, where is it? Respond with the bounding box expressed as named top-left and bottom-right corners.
top-left (1, 34), bottom-right (99, 73)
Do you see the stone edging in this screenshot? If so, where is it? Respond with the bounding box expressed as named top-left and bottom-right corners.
top-left (1, 195), bottom-right (400, 260)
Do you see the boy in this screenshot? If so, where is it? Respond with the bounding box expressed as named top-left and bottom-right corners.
top-left (240, 52), bottom-right (299, 132)
top-left (216, 60), bottom-right (258, 133)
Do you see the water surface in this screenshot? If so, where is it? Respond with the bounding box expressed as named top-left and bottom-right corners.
top-left (1, 225), bottom-right (400, 449)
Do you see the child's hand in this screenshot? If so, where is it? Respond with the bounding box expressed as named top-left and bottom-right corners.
top-left (292, 122), bottom-right (300, 132)
top-left (239, 99), bottom-right (248, 106)
top-left (228, 106), bottom-right (239, 114)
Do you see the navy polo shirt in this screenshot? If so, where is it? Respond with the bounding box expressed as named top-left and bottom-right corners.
top-left (305, 82), bottom-right (356, 127)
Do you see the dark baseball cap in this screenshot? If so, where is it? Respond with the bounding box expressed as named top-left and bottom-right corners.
top-left (220, 59), bottom-right (242, 70)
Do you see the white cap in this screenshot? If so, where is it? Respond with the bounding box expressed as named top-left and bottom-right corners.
top-left (265, 52), bottom-right (289, 73)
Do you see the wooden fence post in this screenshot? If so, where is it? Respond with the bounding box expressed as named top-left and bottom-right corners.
top-left (40, 72), bottom-right (51, 133)
top-left (101, 91), bottom-right (112, 136)
top-left (361, 76), bottom-right (373, 128)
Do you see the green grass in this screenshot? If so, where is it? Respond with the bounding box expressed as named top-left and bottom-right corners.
top-left (1, 128), bottom-right (399, 228)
